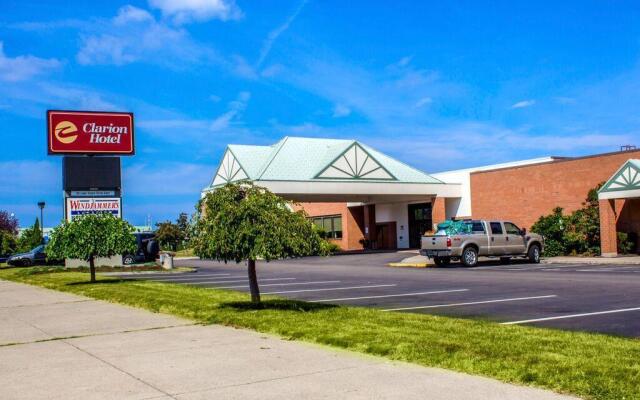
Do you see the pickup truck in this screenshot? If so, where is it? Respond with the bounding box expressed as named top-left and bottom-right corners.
top-left (420, 220), bottom-right (544, 267)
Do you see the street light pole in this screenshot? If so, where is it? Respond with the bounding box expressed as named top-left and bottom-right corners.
top-left (37, 201), bottom-right (45, 243)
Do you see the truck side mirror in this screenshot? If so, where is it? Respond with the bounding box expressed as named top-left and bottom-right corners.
top-left (520, 228), bottom-right (527, 235)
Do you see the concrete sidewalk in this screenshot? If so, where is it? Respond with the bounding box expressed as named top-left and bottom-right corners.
top-left (0, 280), bottom-right (576, 400)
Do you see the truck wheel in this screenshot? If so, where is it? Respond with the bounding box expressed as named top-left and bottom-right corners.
top-left (527, 244), bottom-right (541, 264)
top-left (22, 259), bottom-right (32, 267)
top-left (433, 256), bottom-right (451, 267)
top-left (123, 255), bottom-right (135, 265)
top-left (462, 247), bottom-right (478, 267)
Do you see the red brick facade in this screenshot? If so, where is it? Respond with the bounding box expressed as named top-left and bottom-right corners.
top-left (470, 150), bottom-right (640, 230)
top-left (293, 202), bottom-right (365, 251)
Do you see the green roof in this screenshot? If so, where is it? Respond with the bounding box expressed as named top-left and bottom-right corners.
top-left (208, 136), bottom-right (444, 188)
top-left (599, 159), bottom-right (640, 193)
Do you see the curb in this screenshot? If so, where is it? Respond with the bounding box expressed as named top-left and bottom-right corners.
top-left (387, 263), bottom-right (433, 268)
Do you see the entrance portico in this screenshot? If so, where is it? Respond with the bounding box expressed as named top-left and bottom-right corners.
top-left (202, 136), bottom-right (462, 250)
top-left (598, 159), bottom-right (640, 256)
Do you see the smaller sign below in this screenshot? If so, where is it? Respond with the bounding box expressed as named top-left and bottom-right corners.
top-left (66, 197), bottom-right (121, 221)
top-left (70, 190), bottom-right (116, 197)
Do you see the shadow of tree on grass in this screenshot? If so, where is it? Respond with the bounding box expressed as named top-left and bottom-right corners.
top-left (221, 299), bottom-right (337, 312)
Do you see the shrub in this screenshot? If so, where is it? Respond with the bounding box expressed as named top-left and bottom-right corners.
top-left (617, 232), bottom-right (637, 255)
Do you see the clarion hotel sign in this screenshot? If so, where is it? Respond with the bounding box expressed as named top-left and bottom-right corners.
top-left (47, 110), bottom-right (135, 155)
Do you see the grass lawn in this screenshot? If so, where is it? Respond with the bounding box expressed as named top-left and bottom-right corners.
top-left (1, 267), bottom-right (638, 400)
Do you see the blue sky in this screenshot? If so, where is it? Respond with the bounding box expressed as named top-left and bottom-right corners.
top-left (1, 0), bottom-right (640, 227)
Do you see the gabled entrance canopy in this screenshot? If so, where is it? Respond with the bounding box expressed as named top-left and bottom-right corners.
top-left (598, 159), bottom-right (640, 200)
top-left (202, 137), bottom-right (461, 202)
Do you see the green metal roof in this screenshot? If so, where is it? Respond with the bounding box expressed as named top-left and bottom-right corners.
top-left (599, 159), bottom-right (640, 193)
top-left (207, 136), bottom-right (444, 188)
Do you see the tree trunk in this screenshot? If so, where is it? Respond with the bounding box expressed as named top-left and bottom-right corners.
top-left (89, 256), bottom-right (96, 283)
top-left (247, 259), bottom-right (260, 303)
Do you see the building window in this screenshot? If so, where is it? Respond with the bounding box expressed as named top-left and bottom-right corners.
top-left (311, 215), bottom-right (343, 239)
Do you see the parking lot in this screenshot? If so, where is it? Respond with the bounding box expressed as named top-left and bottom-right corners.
top-left (121, 252), bottom-right (640, 337)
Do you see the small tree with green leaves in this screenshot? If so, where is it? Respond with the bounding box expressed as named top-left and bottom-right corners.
top-left (193, 183), bottom-right (327, 303)
top-left (0, 230), bottom-right (17, 256)
top-left (155, 220), bottom-right (183, 251)
top-left (17, 218), bottom-right (43, 252)
top-left (46, 214), bottom-right (136, 282)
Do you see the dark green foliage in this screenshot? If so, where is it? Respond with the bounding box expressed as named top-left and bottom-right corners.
top-left (17, 218), bottom-right (43, 253)
top-left (531, 183), bottom-right (604, 256)
top-left (46, 214), bottom-right (137, 282)
top-left (193, 183), bottom-right (326, 263)
top-left (193, 183), bottom-right (327, 302)
top-left (155, 221), bottom-right (183, 251)
top-left (617, 232), bottom-right (636, 255)
top-left (0, 230), bottom-right (17, 256)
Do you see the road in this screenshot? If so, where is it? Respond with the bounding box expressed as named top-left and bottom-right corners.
top-left (122, 252), bottom-right (640, 337)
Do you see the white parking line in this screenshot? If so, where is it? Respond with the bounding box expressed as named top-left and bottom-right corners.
top-left (310, 289), bottom-right (469, 303)
top-left (147, 274), bottom-right (243, 281)
top-left (502, 307), bottom-right (640, 325)
top-left (190, 278), bottom-right (296, 285)
top-left (382, 295), bottom-right (557, 312)
top-left (263, 284), bottom-right (397, 295)
top-left (215, 280), bottom-right (341, 289)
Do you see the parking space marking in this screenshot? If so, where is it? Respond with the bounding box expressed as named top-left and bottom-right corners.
top-left (263, 284), bottom-right (397, 295)
top-left (146, 274), bottom-right (244, 281)
top-left (190, 278), bottom-right (297, 285)
top-left (310, 288), bottom-right (469, 303)
top-left (502, 306), bottom-right (640, 325)
top-left (215, 280), bottom-right (341, 289)
top-left (382, 295), bottom-right (557, 312)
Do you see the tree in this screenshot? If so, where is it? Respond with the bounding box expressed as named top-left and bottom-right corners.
top-left (192, 183), bottom-right (327, 303)
top-left (0, 230), bottom-right (17, 256)
top-left (46, 214), bottom-right (137, 282)
top-left (17, 218), bottom-right (43, 253)
top-left (155, 221), bottom-right (183, 251)
top-left (177, 212), bottom-right (190, 244)
top-left (0, 211), bottom-right (18, 235)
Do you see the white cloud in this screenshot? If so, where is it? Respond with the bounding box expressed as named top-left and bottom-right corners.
top-left (0, 42), bottom-right (61, 82)
top-left (148, 0), bottom-right (242, 24)
top-left (332, 104), bottom-right (351, 118)
top-left (123, 162), bottom-right (214, 195)
top-left (210, 91), bottom-right (251, 131)
top-left (414, 97), bottom-right (432, 108)
top-left (0, 160), bottom-right (59, 194)
top-left (76, 5), bottom-right (213, 67)
top-left (256, 0), bottom-right (307, 68)
top-left (396, 56), bottom-right (413, 67)
top-left (510, 99), bottom-right (536, 109)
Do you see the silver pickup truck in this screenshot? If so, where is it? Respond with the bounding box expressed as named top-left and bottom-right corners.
top-left (420, 220), bottom-right (544, 267)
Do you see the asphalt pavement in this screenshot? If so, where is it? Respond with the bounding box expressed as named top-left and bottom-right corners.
top-left (122, 252), bottom-right (640, 337)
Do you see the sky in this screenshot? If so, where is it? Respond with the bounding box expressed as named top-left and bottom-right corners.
top-left (1, 0), bottom-right (640, 227)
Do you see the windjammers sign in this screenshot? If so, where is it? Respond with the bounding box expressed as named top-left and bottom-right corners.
top-left (48, 110), bottom-right (134, 155)
top-left (66, 197), bottom-right (121, 221)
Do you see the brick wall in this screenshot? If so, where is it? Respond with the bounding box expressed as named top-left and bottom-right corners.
top-left (470, 149), bottom-right (640, 229)
top-left (292, 202), bottom-right (364, 250)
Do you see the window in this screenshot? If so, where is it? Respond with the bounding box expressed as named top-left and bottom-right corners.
top-left (504, 222), bottom-right (521, 235)
top-left (489, 222), bottom-right (503, 235)
top-left (471, 221), bottom-right (485, 233)
top-left (311, 215), bottom-right (343, 239)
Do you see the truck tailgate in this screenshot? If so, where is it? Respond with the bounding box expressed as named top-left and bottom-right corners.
top-left (421, 235), bottom-right (449, 251)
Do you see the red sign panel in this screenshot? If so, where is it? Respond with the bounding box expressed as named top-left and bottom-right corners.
top-left (47, 110), bottom-right (134, 155)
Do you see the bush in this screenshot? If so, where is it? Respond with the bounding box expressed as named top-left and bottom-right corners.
top-left (321, 241), bottom-right (342, 254)
top-left (617, 232), bottom-right (637, 255)
top-left (0, 230), bottom-right (17, 256)
top-left (531, 183), bottom-right (603, 256)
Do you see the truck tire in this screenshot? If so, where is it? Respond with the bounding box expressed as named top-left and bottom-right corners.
top-left (123, 255), bottom-right (135, 265)
top-left (462, 246), bottom-right (478, 267)
top-left (433, 256), bottom-right (451, 267)
top-left (527, 244), bottom-right (541, 263)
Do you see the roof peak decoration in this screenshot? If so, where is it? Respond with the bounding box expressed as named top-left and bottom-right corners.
top-left (599, 159), bottom-right (640, 193)
top-left (211, 149), bottom-right (248, 186)
top-left (315, 142), bottom-right (396, 180)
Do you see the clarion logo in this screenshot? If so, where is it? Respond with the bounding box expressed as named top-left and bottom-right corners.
top-left (54, 121), bottom-right (79, 144)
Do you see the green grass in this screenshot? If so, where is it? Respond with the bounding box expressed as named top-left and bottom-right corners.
top-left (174, 248), bottom-right (195, 257)
top-left (1, 267), bottom-right (639, 400)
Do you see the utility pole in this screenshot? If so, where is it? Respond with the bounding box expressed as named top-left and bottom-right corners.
top-left (37, 201), bottom-right (45, 243)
